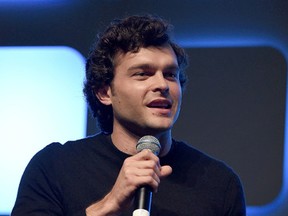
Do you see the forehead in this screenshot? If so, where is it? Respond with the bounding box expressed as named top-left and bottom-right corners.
top-left (113, 45), bottom-right (178, 69)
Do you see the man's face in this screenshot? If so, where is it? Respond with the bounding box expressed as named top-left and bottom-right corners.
top-left (107, 45), bottom-right (182, 136)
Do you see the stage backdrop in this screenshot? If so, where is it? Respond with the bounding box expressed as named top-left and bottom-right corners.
top-left (1, 1), bottom-right (288, 215)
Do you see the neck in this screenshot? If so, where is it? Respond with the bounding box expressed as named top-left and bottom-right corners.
top-left (110, 125), bottom-right (172, 156)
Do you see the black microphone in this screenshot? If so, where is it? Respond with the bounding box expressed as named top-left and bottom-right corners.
top-left (133, 135), bottom-right (161, 216)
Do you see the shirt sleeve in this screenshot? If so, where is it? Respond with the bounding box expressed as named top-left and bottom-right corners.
top-left (223, 172), bottom-right (246, 216)
top-left (11, 143), bottom-right (65, 216)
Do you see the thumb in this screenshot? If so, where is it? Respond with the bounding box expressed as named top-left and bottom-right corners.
top-left (160, 165), bottom-right (173, 178)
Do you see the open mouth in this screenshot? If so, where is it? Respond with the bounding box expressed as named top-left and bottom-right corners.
top-left (147, 99), bottom-right (172, 109)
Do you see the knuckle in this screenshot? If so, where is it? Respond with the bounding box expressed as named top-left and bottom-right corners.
top-left (142, 149), bottom-right (151, 157)
top-left (123, 158), bottom-right (130, 166)
top-left (147, 176), bottom-right (155, 185)
top-left (147, 169), bottom-right (154, 176)
top-left (149, 160), bottom-right (158, 169)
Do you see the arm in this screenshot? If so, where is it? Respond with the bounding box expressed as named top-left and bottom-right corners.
top-left (86, 150), bottom-right (172, 216)
top-left (11, 145), bottom-right (64, 216)
top-left (223, 173), bottom-right (246, 216)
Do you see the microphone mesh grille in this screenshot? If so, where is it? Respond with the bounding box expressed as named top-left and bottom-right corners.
top-left (136, 135), bottom-right (161, 156)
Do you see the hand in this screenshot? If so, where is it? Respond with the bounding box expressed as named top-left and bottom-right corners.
top-left (86, 149), bottom-right (172, 216)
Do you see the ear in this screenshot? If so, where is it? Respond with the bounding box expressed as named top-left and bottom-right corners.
top-left (94, 86), bottom-right (112, 105)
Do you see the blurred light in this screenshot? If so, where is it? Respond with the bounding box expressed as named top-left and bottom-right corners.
top-left (0, 0), bottom-right (66, 2)
top-left (0, 46), bottom-right (86, 214)
top-left (0, 0), bottom-right (71, 6)
top-left (177, 35), bottom-right (288, 57)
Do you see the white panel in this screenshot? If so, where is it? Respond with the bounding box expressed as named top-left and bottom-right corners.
top-left (0, 46), bottom-right (86, 214)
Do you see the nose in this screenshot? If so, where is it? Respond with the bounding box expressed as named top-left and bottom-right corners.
top-left (153, 72), bottom-right (169, 94)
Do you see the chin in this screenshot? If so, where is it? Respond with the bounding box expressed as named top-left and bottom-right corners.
top-left (144, 124), bottom-right (173, 134)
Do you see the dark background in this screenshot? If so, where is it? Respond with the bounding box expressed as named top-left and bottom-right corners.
top-left (1, 0), bottom-right (288, 215)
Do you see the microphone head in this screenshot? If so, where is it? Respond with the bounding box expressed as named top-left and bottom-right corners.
top-left (136, 135), bottom-right (161, 156)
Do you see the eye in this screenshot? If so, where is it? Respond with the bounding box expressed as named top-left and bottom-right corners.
top-left (132, 71), bottom-right (153, 80)
top-left (164, 71), bottom-right (179, 80)
top-left (135, 71), bottom-right (149, 76)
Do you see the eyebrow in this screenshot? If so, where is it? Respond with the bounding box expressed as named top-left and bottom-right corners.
top-left (127, 63), bottom-right (179, 72)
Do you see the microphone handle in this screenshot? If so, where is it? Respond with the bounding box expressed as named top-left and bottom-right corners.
top-left (133, 186), bottom-right (153, 216)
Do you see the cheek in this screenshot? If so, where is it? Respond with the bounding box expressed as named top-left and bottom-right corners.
top-left (172, 87), bottom-right (182, 112)
top-left (126, 83), bottom-right (147, 99)
top-left (115, 87), bottom-right (143, 107)
top-left (171, 84), bottom-right (182, 100)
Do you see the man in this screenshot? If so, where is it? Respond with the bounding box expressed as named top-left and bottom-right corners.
top-left (12, 15), bottom-right (246, 216)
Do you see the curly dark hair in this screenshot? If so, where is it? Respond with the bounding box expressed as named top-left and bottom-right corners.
top-left (83, 14), bottom-right (188, 134)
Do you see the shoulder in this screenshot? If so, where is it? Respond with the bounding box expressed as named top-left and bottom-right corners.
top-left (19, 133), bottom-right (111, 186)
top-left (168, 139), bottom-right (246, 214)
top-left (28, 133), bottom-right (108, 167)
top-left (42, 132), bottom-right (106, 151)
top-left (171, 139), bottom-right (240, 180)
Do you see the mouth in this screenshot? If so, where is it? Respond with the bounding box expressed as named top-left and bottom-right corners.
top-left (147, 99), bottom-right (172, 109)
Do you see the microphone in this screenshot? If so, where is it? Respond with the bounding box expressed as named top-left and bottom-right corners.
top-left (133, 135), bottom-right (161, 216)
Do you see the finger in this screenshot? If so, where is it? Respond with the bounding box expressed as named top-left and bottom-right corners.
top-left (135, 149), bottom-right (160, 163)
top-left (122, 159), bottom-right (161, 183)
top-left (160, 165), bottom-right (173, 178)
top-left (138, 172), bottom-right (160, 192)
top-left (133, 163), bottom-right (161, 183)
